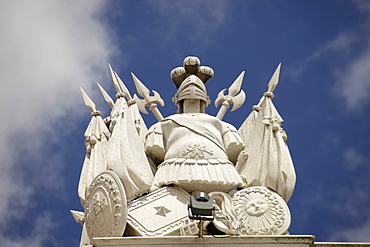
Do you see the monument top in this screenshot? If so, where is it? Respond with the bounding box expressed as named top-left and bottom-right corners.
top-left (72, 56), bottom-right (296, 246)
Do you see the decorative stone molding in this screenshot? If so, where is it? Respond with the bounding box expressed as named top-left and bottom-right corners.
top-left (93, 235), bottom-right (315, 247)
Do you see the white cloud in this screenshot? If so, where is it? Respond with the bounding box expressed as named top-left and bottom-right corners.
top-left (287, 2), bottom-right (370, 112)
top-left (147, 0), bottom-right (229, 44)
top-left (329, 218), bottom-right (370, 242)
top-left (342, 148), bottom-right (364, 171)
top-left (332, 45), bottom-right (370, 111)
top-left (311, 33), bottom-right (358, 61)
top-left (0, 213), bottom-right (56, 247)
top-left (286, 32), bottom-right (358, 80)
top-left (0, 0), bottom-right (116, 244)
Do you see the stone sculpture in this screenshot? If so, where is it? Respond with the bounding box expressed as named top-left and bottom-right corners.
top-left (71, 56), bottom-right (296, 246)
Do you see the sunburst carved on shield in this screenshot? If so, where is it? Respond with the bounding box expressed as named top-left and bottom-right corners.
top-left (233, 186), bottom-right (291, 235)
top-left (84, 171), bottom-right (127, 239)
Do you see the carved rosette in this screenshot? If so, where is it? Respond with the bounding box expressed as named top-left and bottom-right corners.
top-left (233, 186), bottom-right (290, 235)
top-left (84, 171), bottom-right (127, 239)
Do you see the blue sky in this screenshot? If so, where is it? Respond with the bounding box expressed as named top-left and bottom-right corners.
top-left (0, 1), bottom-right (369, 246)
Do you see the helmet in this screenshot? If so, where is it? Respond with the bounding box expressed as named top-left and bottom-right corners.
top-left (172, 75), bottom-right (210, 113)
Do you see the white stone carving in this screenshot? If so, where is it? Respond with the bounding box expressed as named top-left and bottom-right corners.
top-left (236, 64), bottom-right (296, 202)
top-left (126, 186), bottom-right (195, 236)
top-left (70, 210), bottom-right (85, 225)
top-left (182, 144), bottom-right (213, 158)
top-left (74, 56), bottom-right (297, 244)
top-left (214, 71), bottom-right (246, 120)
top-left (106, 68), bottom-right (154, 202)
top-left (78, 88), bottom-right (111, 204)
top-left (84, 171), bottom-right (127, 239)
top-left (146, 113), bottom-right (245, 193)
top-left (208, 191), bottom-right (239, 234)
top-left (233, 186), bottom-right (291, 235)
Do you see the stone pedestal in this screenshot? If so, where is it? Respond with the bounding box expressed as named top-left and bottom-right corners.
top-left (93, 235), bottom-right (315, 247)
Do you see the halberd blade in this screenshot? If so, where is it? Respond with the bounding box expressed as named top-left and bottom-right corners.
top-left (214, 89), bottom-right (227, 108)
top-left (231, 90), bottom-right (246, 111)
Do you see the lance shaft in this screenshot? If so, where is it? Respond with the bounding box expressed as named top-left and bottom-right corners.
top-left (148, 101), bottom-right (164, 121)
top-left (216, 100), bottom-right (231, 120)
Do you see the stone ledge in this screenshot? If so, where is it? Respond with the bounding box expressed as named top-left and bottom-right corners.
top-left (315, 243), bottom-right (370, 247)
top-left (93, 235), bottom-right (315, 247)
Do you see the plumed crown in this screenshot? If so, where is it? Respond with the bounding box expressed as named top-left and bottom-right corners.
top-left (171, 57), bottom-right (213, 109)
top-left (170, 56), bottom-right (214, 88)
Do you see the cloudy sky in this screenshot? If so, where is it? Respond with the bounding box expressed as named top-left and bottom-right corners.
top-left (1, 0), bottom-right (369, 246)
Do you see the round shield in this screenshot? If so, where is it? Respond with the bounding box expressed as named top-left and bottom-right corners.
top-left (84, 171), bottom-right (127, 239)
top-left (233, 186), bottom-right (291, 235)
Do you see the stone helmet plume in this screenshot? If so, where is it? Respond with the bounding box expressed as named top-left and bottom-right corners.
top-left (171, 56), bottom-right (214, 113)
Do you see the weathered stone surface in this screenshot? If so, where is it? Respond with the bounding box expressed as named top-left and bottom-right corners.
top-left (93, 235), bottom-right (315, 247)
top-left (315, 243), bottom-right (370, 247)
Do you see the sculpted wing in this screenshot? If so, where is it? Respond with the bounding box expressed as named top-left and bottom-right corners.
top-left (236, 64), bottom-right (296, 202)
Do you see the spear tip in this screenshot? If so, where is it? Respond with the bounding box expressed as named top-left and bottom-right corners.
top-left (229, 71), bottom-right (245, 96)
top-left (97, 82), bottom-right (115, 109)
top-left (267, 63), bottom-right (281, 93)
top-left (131, 72), bottom-right (149, 97)
top-left (80, 87), bottom-right (97, 113)
top-left (114, 71), bottom-right (132, 101)
top-left (108, 64), bottom-right (121, 94)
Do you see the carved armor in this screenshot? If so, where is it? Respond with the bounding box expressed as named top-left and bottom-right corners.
top-left (146, 113), bottom-right (245, 193)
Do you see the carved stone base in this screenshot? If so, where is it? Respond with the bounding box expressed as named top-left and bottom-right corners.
top-left (93, 235), bottom-right (315, 247)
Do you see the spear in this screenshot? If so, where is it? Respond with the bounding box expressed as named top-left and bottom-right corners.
top-left (114, 71), bottom-right (134, 103)
top-left (108, 64), bottom-right (135, 105)
top-left (108, 64), bottom-right (122, 95)
top-left (80, 87), bottom-right (100, 116)
top-left (215, 71), bottom-right (246, 120)
top-left (97, 83), bottom-right (115, 109)
top-left (265, 63), bottom-right (281, 97)
top-left (131, 72), bottom-right (164, 121)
